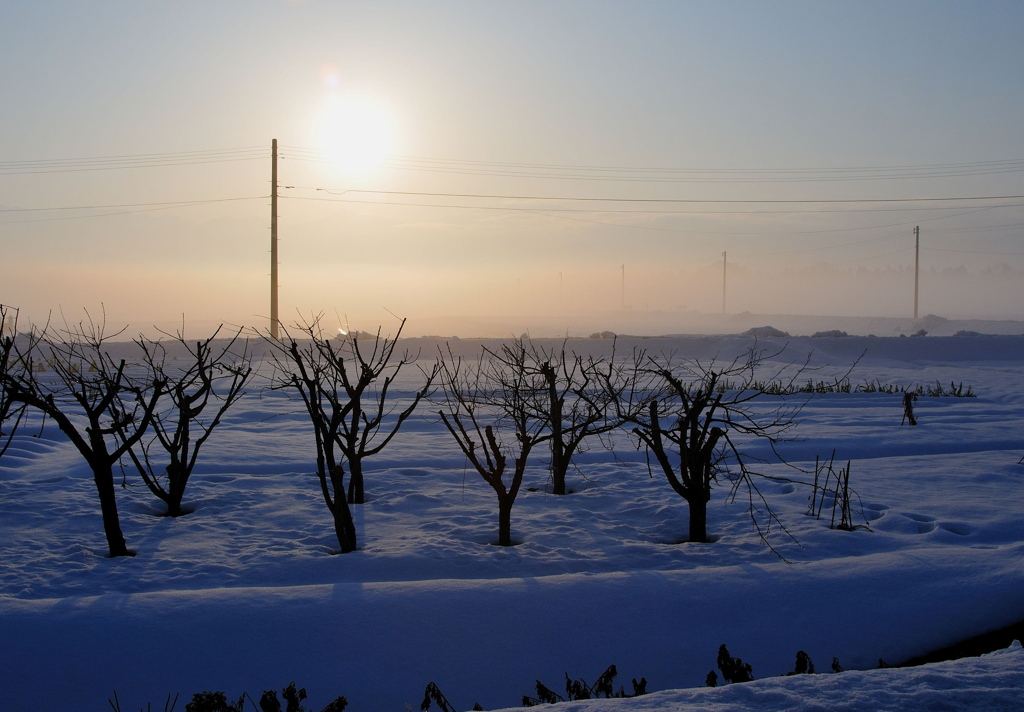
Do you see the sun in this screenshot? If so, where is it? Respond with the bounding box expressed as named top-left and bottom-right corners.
top-left (317, 95), bottom-right (395, 175)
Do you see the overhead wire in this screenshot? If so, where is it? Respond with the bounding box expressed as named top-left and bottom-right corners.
top-left (3, 144), bottom-right (1021, 263)
top-left (0, 196), bottom-right (267, 225)
top-left (302, 186), bottom-right (1024, 206)
top-left (0, 196), bottom-right (266, 213)
top-left (0, 146), bottom-right (266, 175)
top-left (926, 246), bottom-right (1024, 256)
top-left (281, 194), bottom-right (1006, 238)
top-left (278, 146), bottom-right (1024, 183)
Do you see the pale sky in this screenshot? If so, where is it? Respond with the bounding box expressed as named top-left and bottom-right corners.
top-left (2, 1), bottom-right (1024, 336)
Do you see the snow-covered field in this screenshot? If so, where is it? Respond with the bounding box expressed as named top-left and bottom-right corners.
top-left (1, 333), bottom-right (1023, 711)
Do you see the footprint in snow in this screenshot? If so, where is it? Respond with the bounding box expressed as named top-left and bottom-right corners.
top-left (902, 512), bottom-right (936, 523)
top-left (899, 513), bottom-right (937, 533)
top-left (938, 521), bottom-right (972, 536)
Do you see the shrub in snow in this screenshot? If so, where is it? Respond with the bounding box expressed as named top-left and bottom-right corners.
top-left (811, 330), bottom-right (848, 338)
top-left (0, 304), bottom-right (27, 463)
top-left (257, 682), bottom-right (347, 712)
top-left (1, 309), bottom-right (166, 557)
top-left (266, 315), bottom-right (436, 553)
top-left (435, 341), bottom-right (551, 546)
top-left (180, 685), bottom-right (346, 712)
top-left (185, 690), bottom-right (244, 712)
top-left (808, 452), bottom-right (868, 532)
top-left (717, 643), bottom-right (755, 683)
top-left (120, 327), bottom-right (252, 517)
top-left (610, 346), bottom-right (803, 551)
top-left (420, 681), bottom-right (481, 711)
top-left (788, 650), bottom-right (816, 675)
top-left (525, 338), bottom-right (620, 495)
top-left (902, 392), bottom-right (918, 426)
top-left (522, 664), bottom-right (647, 705)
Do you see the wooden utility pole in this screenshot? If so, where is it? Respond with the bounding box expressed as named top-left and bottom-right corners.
top-left (621, 264), bottom-right (625, 309)
top-left (270, 139), bottom-right (280, 340)
top-left (913, 226), bottom-right (920, 319)
top-left (722, 251), bottom-right (727, 314)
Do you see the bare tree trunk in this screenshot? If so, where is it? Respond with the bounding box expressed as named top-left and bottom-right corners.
top-left (551, 453), bottom-right (569, 495)
top-left (497, 495), bottom-right (514, 546)
top-left (347, 456), bottom-right (365, 505)
top-left (687, 496), bottom-right (709, 543)
top-left (329, 464), bottom-right (357, 552)
top-left (164, 501), bottom-right (185, 518)
top-left (164, 462), bottom-right (186, 517)
top-left (92, 461), bottom-right (134, 557)
top-left (547, 371), bottom-right (567, 495)
top-left (332, 505), bottom-right (358, 553)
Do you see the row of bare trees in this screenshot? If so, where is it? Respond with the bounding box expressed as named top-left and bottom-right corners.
top-left (1, 304), bottom-right (808, 559)
top-left (0, 305), bottom-right (251, 557)
top-left (434, 338), bottom-right (803, 550)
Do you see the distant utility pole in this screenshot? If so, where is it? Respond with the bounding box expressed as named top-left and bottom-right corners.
top-left (270, 139), bottom-right (280, 340)
top-left (722, 251), bottom-right (727, 315)
top-left (621, 264), bottom-right (625, 309)
top-left (913, 226), bottom-right (920, 319)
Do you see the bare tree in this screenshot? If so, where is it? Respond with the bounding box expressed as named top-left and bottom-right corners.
top-left (613, 346), bottom-right (804, 553)
top-left (267, 326), bottom-right (357, 553)
top-left (328, 320), bottom-right (437, 504)
top-left (3, 311), bottom-right (165, 557)
top-left (266, 315), bottom-right (435, 552)
top-left (526, 340), bottom-right (620, 495)
top-left (435, 341), bottom-right (551, 546)
top-left (119, 327), bottom-right (252, 517)
top-left (0, 304), bottom-right (29, 462)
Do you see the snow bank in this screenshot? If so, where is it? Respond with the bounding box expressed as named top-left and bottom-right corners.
top-left (486, 642), bottom-right (1024, 712)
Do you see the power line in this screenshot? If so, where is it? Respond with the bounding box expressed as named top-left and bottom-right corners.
top-left (383, 155), bottom-right (1024, 175)
top-left (280, 195), bottom-right (1004, 238)
top-left (9, 143), bottom-right (1024, 186)
top-left (283, 145), bottom-right (1024, 173)
top-left (746, 233), bottom-right (905, 257)
top-left (0, 146), bottom-right (265, 165)
top-left (279, 146), bottom-right (1024, 183)
top-left (926, 246), bottom-right (1024, 256)
top-left (928, 221), bottom-right (1024, 233)
top-left (0, 147), bottom-right (265, 175)
top-left (0, 196), bottom-right (265, 213)
top-left (369, 162), bottom-right (1024, 184)
top-left (0, 196), bottom-right (266, 225)
top-left (305, 187), bottom-right (1024, 205)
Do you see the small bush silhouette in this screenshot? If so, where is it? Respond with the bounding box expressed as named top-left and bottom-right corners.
top-left (717, 644), bottom-right (754, 683)
top-left (787, 650), bottom-right (815, 675)
top-left (522, 664), bottom-right (646, 706)
top-left (186, 691), bottom-right (244, 712)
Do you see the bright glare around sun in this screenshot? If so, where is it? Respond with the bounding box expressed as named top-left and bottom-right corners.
top-left (317, 95), bottom-right (395, 175)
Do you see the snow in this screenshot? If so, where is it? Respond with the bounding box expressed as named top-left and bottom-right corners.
top-left (491, 643), bottom-right (1024, 712)
top-left (1, 334), bottom-right (1023, 711)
